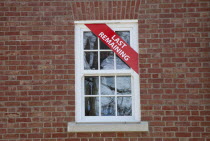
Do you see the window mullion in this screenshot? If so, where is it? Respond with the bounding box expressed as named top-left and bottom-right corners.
top-left (99, 76), bottom-right (102, 117)
top-left (98, 37), bottom-right (100, 70)
top-left (115, 75), bottom-right (117, 117)
top-left (114, 30), bottom-right (116, 70)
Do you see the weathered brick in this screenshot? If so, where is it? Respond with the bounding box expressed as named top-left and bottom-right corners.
top-left (0, 0), bottom-right (209, 140)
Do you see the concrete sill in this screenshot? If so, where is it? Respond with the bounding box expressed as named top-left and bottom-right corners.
top-left (67, 122), bottom-right (149, 132)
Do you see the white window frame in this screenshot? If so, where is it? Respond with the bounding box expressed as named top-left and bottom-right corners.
top-left (74, 20), bottom-right (140, 123)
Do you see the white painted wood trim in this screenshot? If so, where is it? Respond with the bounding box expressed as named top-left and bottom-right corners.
top-left (74, 20), bottom-right (138, 24)
top-left (68, 122), bottom-right (149, 132)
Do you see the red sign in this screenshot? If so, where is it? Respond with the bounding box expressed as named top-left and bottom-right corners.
top-left (85, 24), bottom-right (139, 74)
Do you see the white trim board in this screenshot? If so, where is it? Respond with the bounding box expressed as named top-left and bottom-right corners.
top-left (68, 122), bottom-right (149, 132)
top-left (74, 20), bottom-right (138, 24)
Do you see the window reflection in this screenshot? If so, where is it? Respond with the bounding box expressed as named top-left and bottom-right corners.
top-left (117, 97), bottom-right (132, 116)
top-left (83, 31), bottom-right (133, 117)
top-left (101, 97), bottom-right (115, 116)
top-left (117, 76), bottom-right (131, 95)
top-left (84, 52), bottom-right (98, 70)
top-left (85, 97), bottom-right (99, 116)
top-left (83, 32), bottom-right (98, 50)
top-left (101, 76), bottom-right (115, 95)
top-left (100, 52), bottom-right (114, 70)
top-left (85, 76), bottom-right (99, 95)
top-left (116, 31), bottom-right (130, 45)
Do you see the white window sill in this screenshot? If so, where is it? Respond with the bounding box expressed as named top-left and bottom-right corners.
top-left (67, 122), bottom-right (149, 132)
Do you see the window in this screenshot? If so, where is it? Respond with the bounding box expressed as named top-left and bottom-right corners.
top-left (74, 20), bottom-right (140, 123)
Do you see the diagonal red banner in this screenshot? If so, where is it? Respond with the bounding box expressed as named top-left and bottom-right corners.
top-left (85, 24), bottom-right (139, 74)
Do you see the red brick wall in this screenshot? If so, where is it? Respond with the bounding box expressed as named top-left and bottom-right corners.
top-left (0, 0), bottom-right (209, 140)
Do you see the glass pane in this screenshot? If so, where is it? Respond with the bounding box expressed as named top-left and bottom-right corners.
top-left (84, 52), bottom-right (98, 70)
top-left (85, 97), bottom-right (99, 116)
top-left (117, 96), bottom-right (132, 116)
top-left (85, 76), bottom-right (99, 95)
top-left (117, 76), bottom-right (131, 95)
top-left (116, 55), bottom-right (130, 70)
top-left (101, 97), bottom-right (115, 116)
top-left (83, 32), bottom-right (98, 50)
top-left (100, 40), bottom-right (111, 50)
top-left (100, 51), bottom-right (114, 70)
top-left (115, 31), bottom-right (130, 45)
top-left (101, 76), bottom-right (115, 95)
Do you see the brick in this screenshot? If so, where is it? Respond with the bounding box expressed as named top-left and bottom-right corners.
top-left (163, 116), bottom-right (178, 121)
top-left (113, 138), bottom-right (129, 141)
top-left (160, 24), bottom-right (175, 28)
top-left (174, 111), bottom-right (190, 115)
top-left (188, 116), bottom-right (205, 121)
top-left (147, 39), bottom-right (162, 43)
top-left (28, 134), bottom-right (43, 138)
top-left (17, 76), bottom-right (32, 80)
top-left (160, 14), bottom-right (174, 18)
top-left (4, 134), bottom-right (19, 139)
top-left (5, 81), bottom-right (20, 85)
top-left (16, 118), bottom-right (31, 122)
top-left (17, 107), bottom-right (31, 112)
top-left (176, 133), bottom-right (191, 137)
top-left (16, 129), bottom-right (31, 133)
top-left (28, 31), bottom-right (43, 35)
top-left (186, 84), bottom-right (202, 88)
top-left (184, 3), bottom-right (199, 7)
top-left (163, 127), bottom-right (178, 132)
top-left (5, 102), bottom-right (20, 106)
top-left (175, 122), bottom-right (190, 126)
top-left (188, 127), bottom-right (204, 132)
top-left (148, 69), bottom-right (162, 73)
top-left (77, 133), bottom-right (92, 137)
top-left (162, 106), bottom-right (178, 110)
top-left (200, 111), bottom-right (210, 115)
top-left (172, 58), bottom-right (187, 62)
top-left (101, 133), bottom-right (116, 137)
top-left (148, 59), bottom-right (163, 63)
top-left (52, 133), bottom-right (67, 138)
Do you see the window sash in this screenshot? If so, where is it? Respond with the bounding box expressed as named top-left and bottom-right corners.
top-left (75, 20), bottom-right (140, 123)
